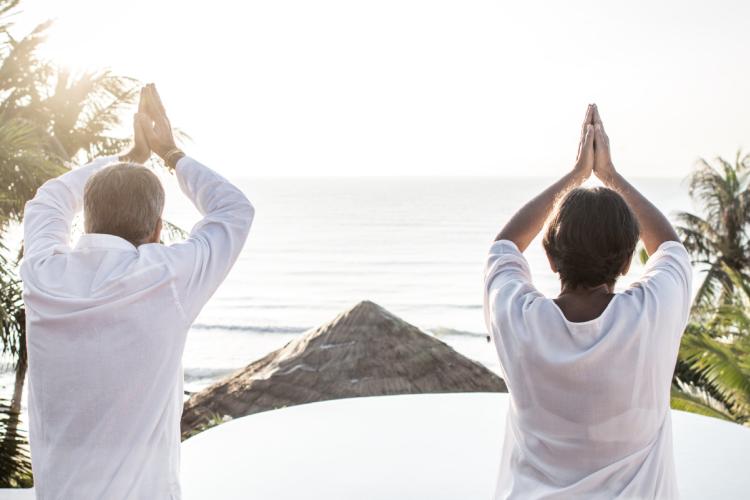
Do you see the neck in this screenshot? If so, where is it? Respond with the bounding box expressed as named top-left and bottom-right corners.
top-left (559, 282), bottom-right (614, 296)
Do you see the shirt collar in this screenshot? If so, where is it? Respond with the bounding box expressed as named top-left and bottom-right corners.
top-left (74, 233), bottom-right (138, 253)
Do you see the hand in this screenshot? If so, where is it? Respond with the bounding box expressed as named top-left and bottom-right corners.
top-left (591, 104), bottom-right (617, 183)
top-left (572, 104), bottom-right (595, 181)
top-left (494, 105), bottom-right (595, 249)
top-left (119, 87), bottom-right (151, 163)
top-left (139, 83), bottom-right (183, 169)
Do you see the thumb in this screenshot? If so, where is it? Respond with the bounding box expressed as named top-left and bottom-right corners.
top-left (592, 104), bottom-right (602, 125)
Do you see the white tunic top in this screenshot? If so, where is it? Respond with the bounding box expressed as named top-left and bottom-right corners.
top-left (484, 240), bottom-right (692, 499)
top-left (21, 156), bottom-right (254, 500)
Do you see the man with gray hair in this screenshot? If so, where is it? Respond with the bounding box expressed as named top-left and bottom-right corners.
top-left (20, 84), bottom-right (254, 499)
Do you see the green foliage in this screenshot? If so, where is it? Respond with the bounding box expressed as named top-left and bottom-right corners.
top-left (0, 0), bottom-right (150, 484)
top-left (162, 219), bottom-right (189, 244)
top-left (0, 116), bottom-right (63, 230)
top-left (181, 412), bottom-right (232, 441)
top-left (673, 154), bottom-right (750, 426)
top-left (672, 303), bottom-right (750, 426)
top-left (670, 387), bottom-right (734, 421)
top-left (674, 152), bottom-right (750, 310)
top-left (0, 246), bottom-right (23, 358)
top-left (0, 397), bottom-right (32, 488)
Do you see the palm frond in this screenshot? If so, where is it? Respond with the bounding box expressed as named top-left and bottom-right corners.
top-left (679, 331), bottom-right (750, 419)
top-left (670, 386), bottom-right (735, 422)
top-left (0, 397), bottom-right (31, 487)
top-left (161, 220), bottom-right (188, 244)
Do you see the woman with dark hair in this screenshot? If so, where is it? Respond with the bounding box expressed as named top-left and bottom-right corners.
top-left (484, 105), bottom-right (692, 499)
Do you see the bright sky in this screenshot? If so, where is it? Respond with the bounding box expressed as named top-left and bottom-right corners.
top-left (12, 0), bottom-right (750, 177)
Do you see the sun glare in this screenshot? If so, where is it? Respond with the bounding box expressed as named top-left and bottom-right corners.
top-left (14, 0), bottom-right (750, 178)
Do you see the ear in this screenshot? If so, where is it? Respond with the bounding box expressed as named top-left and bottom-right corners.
top-left (149, 217), bottom-right (163, 244)
top-left (545, 248), bottom-right (558, 273)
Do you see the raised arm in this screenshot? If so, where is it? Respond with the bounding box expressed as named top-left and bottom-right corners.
top-left (22, 156), bottom-right (116, 260)
top-left (23, 89), bottom-right (151, 260)
top-left (141, 84), bottom-right (254, 320)
top-left (591, 105), bottom-right (679, 255)
top-left (495, 105), bottom-right (595, 251)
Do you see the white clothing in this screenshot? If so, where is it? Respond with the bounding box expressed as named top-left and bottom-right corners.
top-left (484, 240), bottom-right (692, 499)
top-left (21, 156), bottom-right (254, 499)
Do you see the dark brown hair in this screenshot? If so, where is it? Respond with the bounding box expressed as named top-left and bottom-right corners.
top-left (84, 163), bottom-right (165, 246)
top-left (543, 187), bottom-right (639, 288)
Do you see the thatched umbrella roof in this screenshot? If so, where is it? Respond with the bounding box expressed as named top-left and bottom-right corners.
top-left (181, 300), bottom-right (506, 437)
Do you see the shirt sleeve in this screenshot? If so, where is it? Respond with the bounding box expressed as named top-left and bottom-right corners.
top-left (162, 156), bottom-right (255, 322)
top-left (22, 155), bottom-right (119, 261)
top-left (627, 241), bottom-right (693, 345)
top-left (483, 239), bottom-right (540, 381)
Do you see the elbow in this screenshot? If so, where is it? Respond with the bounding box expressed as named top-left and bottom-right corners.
top-left (242, 198), bottom-right (255, 225)
top-left (236, 197), bottom-right (255, 235)
top-left (227, 188), bottom-right (255, 227)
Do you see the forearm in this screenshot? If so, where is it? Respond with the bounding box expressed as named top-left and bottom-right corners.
top-left (168, 157), bottom-right (254, 317)
top-left (175, 156), bottom-right (254, 221)
top-left (58, 155), bottom-right (120, 203)
top-left (601, 171), bottom-right (679, 255)
top-left (495, 170), bottom-right (584, 251)
top-left (23, 155), bottom-right (118, 257)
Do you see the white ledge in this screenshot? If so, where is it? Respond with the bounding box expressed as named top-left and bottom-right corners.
top-left (181, 393), bottom-right (750, 499)
top-left (3, 393), bottom-right (747, 499)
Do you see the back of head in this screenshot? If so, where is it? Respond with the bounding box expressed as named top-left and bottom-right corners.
top-left (83, 163), bottom-right (165, 246)
top-left (543, 187), bottom-right (639, 288)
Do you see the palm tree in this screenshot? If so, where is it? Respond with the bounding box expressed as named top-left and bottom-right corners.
top-left (671, 268), bottom-right (750, 426)
top-left (0, 247), bottom-right (32, 487)
top-left (674, 152), bottom-right (750, 311)
top-left (0, 0), bottom-right (141, 484)
top-left (671, 152), bottom-right (750, 425)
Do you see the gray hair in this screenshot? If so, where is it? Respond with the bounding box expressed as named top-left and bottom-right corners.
top-left (83, 163), bottom-right (165, 246)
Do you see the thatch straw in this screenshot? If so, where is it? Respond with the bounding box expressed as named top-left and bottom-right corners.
top-left (181, 300), bottom-right (506, 438)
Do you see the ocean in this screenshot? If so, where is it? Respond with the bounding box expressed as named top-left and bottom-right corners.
top-left (159, 175), bottom-right (695, 393)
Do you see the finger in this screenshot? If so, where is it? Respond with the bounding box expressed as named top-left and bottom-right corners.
top-left (142, 85), bottom-right (156, 118)
top-left (151, 84), bottom-right (168, 116)
top-left (592, 104), bottom-right (602, 125)
top-left (580, 104), bottom-right (593, 138)
top-left (583, 104), bottom-right (594, 126)
top-left (578, 121), bottom-right (595, 160)
top-left (583, 124), bottom-right (594, 151)
top-left (146, 85), bottom-right (169, 127)
top-left (145, 85), bottom-right (161, 119)
top-left (137, 112), bottom-right (158, 144)
top-left (153, 113), bottom-right (170, 136)
top-left (594, 123), bottom-right (609, 147)
top-left (138, 86), bottom-right (147, 113)
top-left (134, 113), bottom-right (148, 142)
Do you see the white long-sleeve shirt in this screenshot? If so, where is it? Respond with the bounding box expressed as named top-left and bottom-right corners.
top-left (20, 156), bottom-right (254, 500)
top-left (484, 240), bottom-right (692, 499)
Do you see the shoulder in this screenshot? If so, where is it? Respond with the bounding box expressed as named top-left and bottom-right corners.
top-left (484, 239), bottom-right (543, 311)
top-left (485, 240), bottom-right (532, 287)
top-left (484, 240), bottom-right (546, 328)
top-left (621, 241), bottom-right (693, 334)
top-left (645, 241), bottom-right (691, 274)
top-left (627, 241), bottom-right (692, 297)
